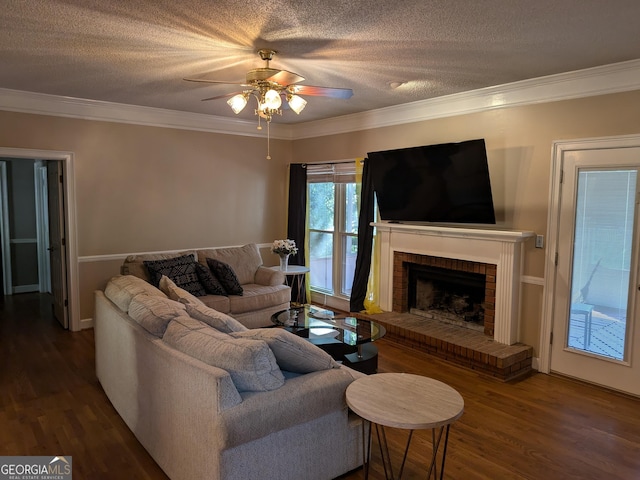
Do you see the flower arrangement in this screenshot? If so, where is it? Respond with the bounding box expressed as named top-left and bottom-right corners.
top-left (271, 239), bottom-right (298, 256)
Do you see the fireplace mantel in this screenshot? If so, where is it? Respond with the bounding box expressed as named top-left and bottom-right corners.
top-left (374, 222), bottom-right (534, 345)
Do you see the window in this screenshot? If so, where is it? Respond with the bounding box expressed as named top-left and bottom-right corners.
top-left (307, 162), bottom-right (358, 298)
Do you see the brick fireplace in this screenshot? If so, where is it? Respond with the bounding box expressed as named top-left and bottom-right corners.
top-left (359, 222), bottom-right (535, 380)
top-left (375, 222), bottom-right (534, 345)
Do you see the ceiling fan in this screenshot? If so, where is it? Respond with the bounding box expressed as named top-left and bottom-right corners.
top-left (184, 49), bottom-right (353, 123)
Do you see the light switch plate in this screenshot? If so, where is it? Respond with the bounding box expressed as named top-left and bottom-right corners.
top-left (535, 235), bottom-right (544, 248)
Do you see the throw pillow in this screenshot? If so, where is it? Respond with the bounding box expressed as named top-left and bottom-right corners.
top-left (195, 262), bottom-right (227, 296)
top-left (231, 328), bottom-right (340, 373)
top-left (104, 275), bottom-right (167, 312)
top-left (163, 316), bottom-right (285, 392)
top-left (185, 302), bottom-right (247, 333)
top-left (128, 294), bottom-right (187, 337)
top-left (159, 275), bottom-right (205, 306)
top-left (144, 254), bottom-right (206, 297)
top-left (206, 258), bottom-right (243, 295)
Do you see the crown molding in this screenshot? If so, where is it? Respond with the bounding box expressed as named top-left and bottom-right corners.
top-left (1, 59), bottom-right (638, 140)
top-left (292, 59), bottom-right (640, 139)
top-left (0, 88), bottom-right (295, 140)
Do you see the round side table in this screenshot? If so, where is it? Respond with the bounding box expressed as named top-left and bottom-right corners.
top-left (346, 373), bottom-right (464, 480)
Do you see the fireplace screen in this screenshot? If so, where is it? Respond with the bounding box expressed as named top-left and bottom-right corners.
top-left (408, 264), bottom-right (486, 331)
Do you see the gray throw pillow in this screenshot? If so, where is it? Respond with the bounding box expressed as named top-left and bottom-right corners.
top-left (128, 294), bottom-right (187, 337)
top-left (163, 317), bottom-right (284, 392)
top-left (231, 328), bottom-right (340, 373)
top-left (185, 302), bottom-right (247, 333)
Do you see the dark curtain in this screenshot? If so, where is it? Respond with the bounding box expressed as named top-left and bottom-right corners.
top-left (287, 164), bottom-right (307, 302)
top-left (350, 159), bottom-right (375, 313)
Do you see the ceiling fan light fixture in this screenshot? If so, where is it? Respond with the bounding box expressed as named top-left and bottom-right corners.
top-left (263, 88), bottom-right (282, 110)
top-left (287, 94), bottom-right (307, 114)
top-left (227, 93), bottom-right (248, 114)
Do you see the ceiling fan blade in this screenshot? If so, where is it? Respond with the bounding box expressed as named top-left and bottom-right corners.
top-left (201, 91), bottom-right (244, 101)
top-left (267, 70), bottom-right (305, 86)
top-left (289, 85), bottom-right (353, 99)
top-left (184, 77), bottom-right (250, 87)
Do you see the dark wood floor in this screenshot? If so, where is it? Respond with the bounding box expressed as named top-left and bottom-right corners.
top-left (2, 293), bottom-right (640, 479)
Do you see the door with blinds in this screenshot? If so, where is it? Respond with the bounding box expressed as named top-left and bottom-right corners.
top-left (550, 142), bottom-right (640, 396)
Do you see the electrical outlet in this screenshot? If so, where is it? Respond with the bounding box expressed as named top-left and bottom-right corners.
top-left (535, 235), bottom-right (544, 249)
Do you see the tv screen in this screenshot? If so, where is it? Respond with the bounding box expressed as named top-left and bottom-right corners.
top-left (368, 139), bottom-right (496, 224)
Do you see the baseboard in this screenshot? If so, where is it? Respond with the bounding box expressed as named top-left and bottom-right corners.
top-left (80, 317), bottom-right (94, 330)
top-left (12, 284), bottom-right (39, 294)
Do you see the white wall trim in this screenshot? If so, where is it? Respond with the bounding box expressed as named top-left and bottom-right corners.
top-left (13, 284), bottom-right (39, 294)
top-left (292, 59), bottom-right (640, 139)
top-left (1, 60), bottom-right (639, 140)
top-left (78, 242), bottom-right (274, 263)
top-left (0, 88), bottom-right (295, 140)
top-left (521, 275), bottom-right (545, 286)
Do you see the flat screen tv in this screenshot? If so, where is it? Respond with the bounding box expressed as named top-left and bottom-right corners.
top-left (368, 139), bottom-right (496, 224)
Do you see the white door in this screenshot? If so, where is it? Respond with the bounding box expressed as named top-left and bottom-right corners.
top-left (47, 161), bottom-right (68, 329)
top-left (551, 145), bottom-right (640, 395)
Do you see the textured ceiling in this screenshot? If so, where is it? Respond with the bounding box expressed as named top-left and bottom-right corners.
top-left (1, 0), bottom-right (640, 124)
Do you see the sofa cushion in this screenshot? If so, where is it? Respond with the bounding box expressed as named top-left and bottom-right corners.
top-left (163, 316), bottom-right (285, 392)
top-left (128, 294), bottom-right (187, 337)
top-left (121, 250), bottom-right (197, 283)
top-left (195, 262), bottom-right (227, 296)
top-left (104, 275), bottom-right (167, 312)
top-left (206, 258), bottom-right (243, 296)
top-left (197, 243), bottom-right (262, 285)
top-left (159, 275), bottom-right (205, 306)
top-left (227, 283), bottom-right (291, 314)
top-left (144, 254), bottom-right (206, 297)
top-left (231, 328), bottom-right (340, 373)
top-left (198, 295), bottom-right (231, 313)
top-left (185, 302), bottom-right (247, 333)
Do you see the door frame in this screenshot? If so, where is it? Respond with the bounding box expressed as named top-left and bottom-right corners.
top-left (34, 161), bottom-right (52, 293)
top-left (0, 147), bottom-right (80, 331)
top-left (0, 162), bottom-right (11, 295)
top-left (539, 133), bottom-right (640, 374)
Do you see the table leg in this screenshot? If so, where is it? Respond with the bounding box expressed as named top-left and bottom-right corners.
top-left (426, 425), bottom-right (451, 480)
top-left (377, 424), bottom-right (394, 480)
top-left (362, 419), bottom-right (372, 480)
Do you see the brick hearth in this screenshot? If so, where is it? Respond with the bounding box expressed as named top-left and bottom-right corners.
top-left (355, 310), bottom-right (533, 381)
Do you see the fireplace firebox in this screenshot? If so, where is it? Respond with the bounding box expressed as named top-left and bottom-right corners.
top-left (408, 264), bottom-right (487, 331)
top-left (392, 252), bottom-right (496, 337)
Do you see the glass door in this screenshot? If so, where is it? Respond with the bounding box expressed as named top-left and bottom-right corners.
top-left (551, 147), bottom-right (640, 395)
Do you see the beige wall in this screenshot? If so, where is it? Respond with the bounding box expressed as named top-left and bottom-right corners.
top-left (2, 89), bottom-right (640, 354)
top-left (0, 110), bottom-right (292, 320)
top-left (293, 90), bottom-right (640, 354)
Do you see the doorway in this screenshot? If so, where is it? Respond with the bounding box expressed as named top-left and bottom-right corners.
top-left (541, 135), bottom-right (640, 396)
top-left (0, 148), bottom-right (79, 331)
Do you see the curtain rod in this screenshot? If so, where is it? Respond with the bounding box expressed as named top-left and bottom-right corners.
top-left (299, 159), bottom-right (364, 167)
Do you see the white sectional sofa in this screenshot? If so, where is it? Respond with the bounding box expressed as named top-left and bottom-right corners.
top-left (94, 274), bottom-right (364, 480)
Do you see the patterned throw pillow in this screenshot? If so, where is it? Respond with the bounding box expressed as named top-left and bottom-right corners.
top-left (144, 254), bottom-right (206, 297)
top-left (206, 258), bottom-right (243, 296)
top-left (195, 262), bottom-right (227, 296)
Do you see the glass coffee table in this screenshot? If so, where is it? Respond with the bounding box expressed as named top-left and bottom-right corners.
top-left (271, 306), bottom-right (386, 374)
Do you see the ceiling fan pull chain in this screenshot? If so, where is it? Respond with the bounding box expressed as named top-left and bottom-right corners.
top-left (266, 121), bottom-right (271, 160)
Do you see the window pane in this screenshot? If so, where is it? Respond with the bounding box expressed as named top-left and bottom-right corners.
top-left (341, 234), bottom-right (358, 295)
top-left (568, 169), bottom-right (635, 360)
top-left (309, 183), bottom-right (335, 231)
top-left (310, 231), bottom-right (333, 292)
top-left (343, 183), bottom-right (359, 234)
